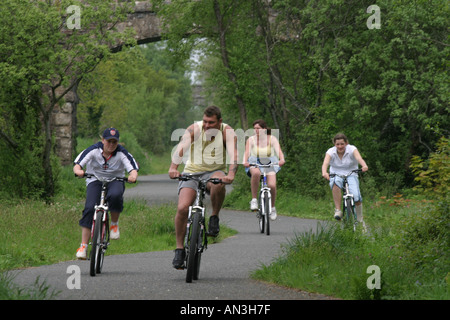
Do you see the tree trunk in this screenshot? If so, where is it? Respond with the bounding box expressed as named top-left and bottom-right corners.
top-left (213, 0), bottom-right (248, 129)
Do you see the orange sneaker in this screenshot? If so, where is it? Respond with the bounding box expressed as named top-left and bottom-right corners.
top-left (110, 224), bottom-right (120, 240)
top-left (76, 244), bottom-right (87, 260)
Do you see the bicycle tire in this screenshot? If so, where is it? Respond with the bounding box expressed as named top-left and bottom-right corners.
top-left (96, 217), bottom-right (108, 274)
top-left (90, 211), bottom-right (103, 276)
top-left (186, 211), bottom-right (202, 283)
top-left (264, 192), bottom-right (271, 236)
top-left (193, 218), bottom-right (204, 281)
top-left (345, 198), bottom-right (357, 232)
top-left (258, 193), bottom-right (265, 233)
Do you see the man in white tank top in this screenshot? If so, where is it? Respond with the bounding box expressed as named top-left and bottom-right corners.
top-left (168, 106), bottom-right (238, 269)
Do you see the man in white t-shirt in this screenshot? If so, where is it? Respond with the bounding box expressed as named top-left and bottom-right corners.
top-left (321, 133), bottom-right (368, 223)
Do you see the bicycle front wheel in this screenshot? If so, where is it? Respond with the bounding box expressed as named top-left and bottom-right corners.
top-left (345, 198), bottom-right (357, 232)
top-left (263, 192), bottom-right (271, 236)
top-left (258, 194), bottom-right (265, 233)
top-left (90, 211), bottom-right (103, 276)
top-left (96, 217), bottom-right (108, 274)
top-left (186, 210), bottom-right (202, 283)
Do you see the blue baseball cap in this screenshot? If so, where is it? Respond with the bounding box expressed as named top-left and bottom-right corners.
top-left (102, 128), bottom-right (120, 141)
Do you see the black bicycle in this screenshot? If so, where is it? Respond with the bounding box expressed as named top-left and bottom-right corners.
top-left (79, 173), bottom-right (129, 276)
top-left (175, 174), bottom-right (224, 283)
top-left (329, 169), bottom-right (362, 232)
top-left (249, 159), bottom-right (278, 236)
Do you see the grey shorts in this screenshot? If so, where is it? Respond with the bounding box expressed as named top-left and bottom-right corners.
top-left (178, 170), bottom-right (226, 194)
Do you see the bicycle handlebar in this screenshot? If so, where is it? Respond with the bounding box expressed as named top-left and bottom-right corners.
top-left (75, 173), bottom-right (131, 183)
top-left (249, 162), bottom-right (279, 168)
top-left (173, 174), bottom-right (227, 185)
top-left (329, 169), bottom-right (362, 178)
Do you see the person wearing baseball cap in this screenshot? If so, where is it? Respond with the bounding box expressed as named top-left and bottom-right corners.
top-left (73, 127), bottom-right (139, 259)
top-left (102, 127), bottom-right (120, 141)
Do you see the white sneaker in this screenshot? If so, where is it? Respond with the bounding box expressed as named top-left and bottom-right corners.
top-left (110, 224), bottom-right (120, 240)
top-left (250, 198), bottom-right (258, 211)
top-left (334, 209), bottom-right (343, 221)
top-left (270, 207), bottom-right (277, 221)
top-left (76, 244), bottom-right (87, 260)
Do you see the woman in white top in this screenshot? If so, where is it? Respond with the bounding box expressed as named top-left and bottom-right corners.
top-left (243, 119), bottom-right (285, 220)
top-left (321, 133), bottom-right (368, 222)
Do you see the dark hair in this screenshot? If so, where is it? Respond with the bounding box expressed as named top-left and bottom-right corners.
top-left (204, 106), bottom-right (222, 120)
top-left (333, 133), bottom-right (348, 143)
top-left (252, 119), bottom-right (271, 135)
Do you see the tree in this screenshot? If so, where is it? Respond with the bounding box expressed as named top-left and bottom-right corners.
top-left (0, 0), bottom-right (134, 200)
top-left (77, 44), bottom-right (195, 154)
top-left (154, 0), bottom-right (448, 196)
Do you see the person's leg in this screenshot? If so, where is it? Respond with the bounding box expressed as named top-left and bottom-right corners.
top-left (329, 176), bottom-right (343, 220)
top-left (208, 171), bottom-right (226, 216)
top-left (107, 180), bottom-right (125, 239)
top-left (250, 167), bottom-right (261, 199)
top-left (332, 185), bottom-right (342, 211)
top-left (175, 187), bottom-right (197, 249)
top-left (207, 171), bottom-right (227, 236)
top-left (348, 176), bottom-right (364, 223)
top-left (249, 167), bottom-right (260, 210)
top-left (77, 181), bottom-right (102, 258)
top-left (266, 173), bottom-right (277, 207)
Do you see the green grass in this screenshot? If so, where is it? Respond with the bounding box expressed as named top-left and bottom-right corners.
top-left (1, 150), bottom-right (448, 300)
top-left (247, 196), bottom-right (449, 300)
top-left (222, 168), bottom-right (449, 300)
top-left (0, 197), bottom-right (236, 272)
top-left (0, 159), bottom-right (236, 298)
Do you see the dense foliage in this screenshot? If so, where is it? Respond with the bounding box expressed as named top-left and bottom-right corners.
top-left (155, 0), bottom-right (449, 197)
top-left (0, 0), bottom-right (133, 199)
top-left (77, 44), bottom-right (198, 155)
top-left (0, 0), bottom-right (448, 201)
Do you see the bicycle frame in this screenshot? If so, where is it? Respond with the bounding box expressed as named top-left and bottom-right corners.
top-left (259, 167), bottom-right (272, 217)
top-left (91, 182), bottom-right (110, 251)
top-left (185, 178), bottom-right (208, 255)
top-left (177, 174), bottom-right (224, 282)
top-left (330, 169), bottom-right (361, 231)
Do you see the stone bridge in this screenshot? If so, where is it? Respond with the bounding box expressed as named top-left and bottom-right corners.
top-left (55, 1), bottom-right (165, 164)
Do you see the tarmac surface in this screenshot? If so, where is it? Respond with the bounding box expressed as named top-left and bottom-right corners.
top-left (11, 175), bottom-right (335, 302)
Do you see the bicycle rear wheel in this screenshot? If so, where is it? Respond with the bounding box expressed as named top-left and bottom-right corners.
top-left (90, 211), bottom-right (103, 276)
top-left (186, 210), bottom-right (202, 283)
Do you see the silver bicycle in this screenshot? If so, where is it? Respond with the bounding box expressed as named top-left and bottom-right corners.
top-left (329, 169), bottom-right (362, 232)
top-left (249, 159), bottom-right (278, 235)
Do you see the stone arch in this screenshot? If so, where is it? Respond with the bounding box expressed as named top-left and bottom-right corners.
top-left (54, 1), bottom-right (164, 164)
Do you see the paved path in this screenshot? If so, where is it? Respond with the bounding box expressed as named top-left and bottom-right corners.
top-left (11, 175), bottom-right (333, 301)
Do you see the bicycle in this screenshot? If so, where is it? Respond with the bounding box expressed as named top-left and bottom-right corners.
top-left (329, 169), bottom-right (362, 232)
top-left (78, 173), bottom-right (129, 276)
top-left (174, 174), bottom-right (225, 283)
top-left (249, 159), bottom-right (278, 236)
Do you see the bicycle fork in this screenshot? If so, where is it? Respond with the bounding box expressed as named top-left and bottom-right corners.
top-left (259, 187), bottom-right (272, 217)
top-left (91, 204), bottom-right (110, 254)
